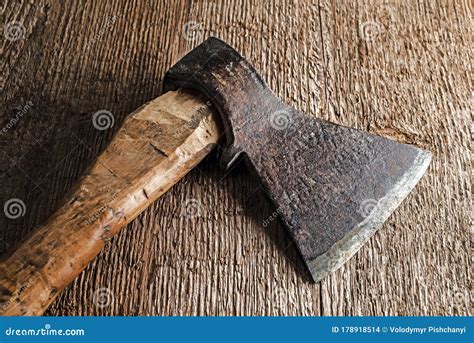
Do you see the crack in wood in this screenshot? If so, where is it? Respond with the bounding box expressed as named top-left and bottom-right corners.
top-left (149, 143), bottom-right (168, 157)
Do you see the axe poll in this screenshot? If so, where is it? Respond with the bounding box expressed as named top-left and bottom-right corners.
top-left (0, 38), bottom-right (431, 315)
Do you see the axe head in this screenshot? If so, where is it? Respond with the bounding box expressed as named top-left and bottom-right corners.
top-left (164, 38), bottom-right (431, 282)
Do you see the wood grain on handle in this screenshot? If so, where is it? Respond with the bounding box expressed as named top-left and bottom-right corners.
top-left (0, 90), bottom-right (220, 315)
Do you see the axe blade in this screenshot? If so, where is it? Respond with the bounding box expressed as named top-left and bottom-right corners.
top-left (164, 38), bottom-right (431, 282)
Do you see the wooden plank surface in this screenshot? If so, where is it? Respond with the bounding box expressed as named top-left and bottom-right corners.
top-left (0, 0), bottom-right (471, 316)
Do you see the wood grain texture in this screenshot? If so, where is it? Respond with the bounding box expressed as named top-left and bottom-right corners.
top-left (0, 0), bottom-right (471, 316)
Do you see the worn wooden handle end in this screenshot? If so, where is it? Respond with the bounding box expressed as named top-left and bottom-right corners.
top-left (0, 90), bottom-right (220, 315)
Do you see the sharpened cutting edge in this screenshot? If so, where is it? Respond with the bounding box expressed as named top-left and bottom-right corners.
top-left (307, 149), bottom-right (431, 282)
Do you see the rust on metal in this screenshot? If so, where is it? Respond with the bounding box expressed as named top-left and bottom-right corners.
top-left (164, 38), bottom-right (431, 282)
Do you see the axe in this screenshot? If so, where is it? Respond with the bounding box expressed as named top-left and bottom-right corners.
top-left (0, 38), bottom-right (431, 315)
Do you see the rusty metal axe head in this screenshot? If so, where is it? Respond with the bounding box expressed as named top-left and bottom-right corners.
top-left (163, 38), bottom-right (431, 282)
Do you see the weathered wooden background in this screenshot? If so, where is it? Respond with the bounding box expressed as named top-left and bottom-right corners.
top-left (0, 0), bottom-right (471, 315)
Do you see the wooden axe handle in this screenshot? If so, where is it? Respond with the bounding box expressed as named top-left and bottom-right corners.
top-left (0, 90), bottom-right (220, 315)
